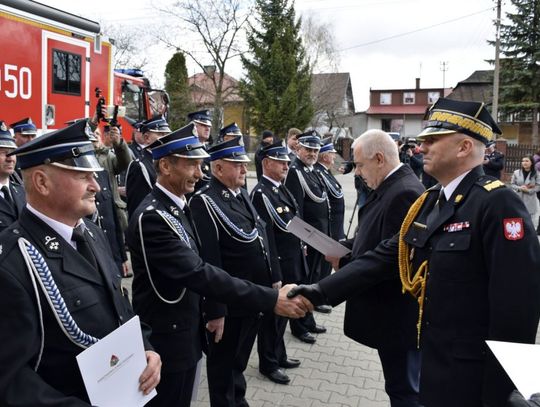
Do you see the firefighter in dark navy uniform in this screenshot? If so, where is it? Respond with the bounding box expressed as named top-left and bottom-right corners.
top-left (10, 117), bottom-right (38, 184)
top-left (284, 130), bottom-right (329, 341)
top-left (125, 116), bottom-right (171, 217)
top-left (10, 117), bottom-right (37, 147)
top-left (315, 137), bottom-right (345, 241)
top-left (189, 136), bottom-right (279, 407)
top-left (290, 98), bottom-right (540, 407)
top-left (0, 121), bottom-right (25, 233)
top-left (250, 141), bottom-right (308, 385)
top-left (187, 109), bottom-right (213, 194)
top-left (0, 120), bottom-right (161, 406)
top-left (126, 124), bottom-right (308, 407)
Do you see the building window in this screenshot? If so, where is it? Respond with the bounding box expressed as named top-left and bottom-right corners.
top-left (428, 91), bottom-right (440, 104)
top-left (52, 49), bottom-right (81, 95)
top-left (403, 92), bottom-right (415, 104)
top-left (380, 93), bottom-right (392, 105)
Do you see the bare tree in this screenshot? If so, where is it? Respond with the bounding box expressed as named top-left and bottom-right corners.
top-left (102, 23), bottom-right (150, 71)
top-left (155, 0), bottom-right (252, 130)
top-left (302, 18), bottom-right (353, 135)
top-left (300, 13), bottom-right (340, 74)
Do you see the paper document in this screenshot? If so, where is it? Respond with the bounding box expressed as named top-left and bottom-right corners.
top-left (486, 340), bottom-right (540, 400)
top-left (76, 316), bottom-right (156, 407)
top-left (287, 216), bottom-right (351, 258)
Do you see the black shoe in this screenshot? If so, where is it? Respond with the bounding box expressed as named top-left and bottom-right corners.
top-left (261, 369), bottom-right (290, 384)
top-left (279, 358), bottom-right (301, 369)
top-left (294, 332), bottom-right (316, 344)
top-left (314, 305), bottom-right (332, 313)
top-left (308, 324), bottom-right (327, 334)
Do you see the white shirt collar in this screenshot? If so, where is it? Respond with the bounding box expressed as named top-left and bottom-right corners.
top-left (26, 203), bottom-right (82, 249)
top-left (263, 175), bottom-right (282, 188)
top-left (228, 188), bottom-right (242, 197)
top-left (441, 170), bottom-right (471, 201)
top-left (383, 163), bottom-right (403, 181)
top-left (0, 179), bottom-right (10, 199)
top-left (155, 183), bottom-right (185, 210)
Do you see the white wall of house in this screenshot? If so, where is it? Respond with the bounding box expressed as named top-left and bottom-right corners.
top-left (366, 116), bottom-right (424, 138)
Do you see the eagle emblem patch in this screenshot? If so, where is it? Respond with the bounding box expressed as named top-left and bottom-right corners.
top-left (504, 218), bottom-right (524, 240)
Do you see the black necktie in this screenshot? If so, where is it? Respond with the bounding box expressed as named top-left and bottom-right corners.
top-left (426, 190), bottom-right (446, 227)
top-left (71, 225), bottom-right (98, 270)
top-left (1, 185), bottom-right (12, 206)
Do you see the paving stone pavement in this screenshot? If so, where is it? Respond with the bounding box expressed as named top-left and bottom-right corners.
top-left (191, 304), bottom-right (390, 407)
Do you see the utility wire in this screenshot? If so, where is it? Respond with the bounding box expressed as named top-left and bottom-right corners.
top-left (338, 7), bottom-right (493, 52)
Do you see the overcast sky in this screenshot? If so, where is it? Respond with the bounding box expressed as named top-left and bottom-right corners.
top-left (44, 0), bottom-right (501, 111)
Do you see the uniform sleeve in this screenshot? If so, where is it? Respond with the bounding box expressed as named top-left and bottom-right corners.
top-left (0, 266), bottom-right (90, 406)
top-left (188, 195), bottom-right (227, 319)
top-left (126, 161), bottom-right (151, 218)
top-left (284, 170), bottom-right (304, 219)
top-left (111, 140), bottom-right (132, 175)
top-left (319, 235), bottom-right (400, 305)
top-left (128, 208), bottom-right (278, 320)
top-left (251, 191), bottom-right (283, 283)
top-left (481, 187), bottom-right (540, 405)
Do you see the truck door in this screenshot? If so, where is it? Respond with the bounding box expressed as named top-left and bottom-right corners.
top-left (43, 31), bottom-right (90, 130)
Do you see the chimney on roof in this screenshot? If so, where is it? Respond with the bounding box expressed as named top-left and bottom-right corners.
top-left (415, 77), bottom-right (420, 89)
top-left (204, 65), bottom-right (216, 77)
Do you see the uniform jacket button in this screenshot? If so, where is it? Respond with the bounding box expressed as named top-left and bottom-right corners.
top-left (172, 324), bottom-right (177, 330)
top-left (75, 299), bottom-right (82, 306)
top-left (119, 315), bottom-right (124, 321)
top-left (449, 242), bottom-right (455, 248)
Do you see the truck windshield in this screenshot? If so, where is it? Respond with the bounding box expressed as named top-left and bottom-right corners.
top-left (122, 87), bottom-right (141, 120)
top-left (147, 90), bottom-right (169, 118)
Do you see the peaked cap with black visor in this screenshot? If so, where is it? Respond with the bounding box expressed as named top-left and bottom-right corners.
top-left (417, 98), bottom-right (502, 145)
top-left (208, 136), bottom-right (250, 163)
top-left (8, 119), bottom-right (103, 172)
top-left (258, 141), bottom-right (290, 162)
top-left (147, 123), bottom-right (209, 160)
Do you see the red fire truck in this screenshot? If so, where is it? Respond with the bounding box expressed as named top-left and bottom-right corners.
top-left (0, 0), bottom-right (168, 137)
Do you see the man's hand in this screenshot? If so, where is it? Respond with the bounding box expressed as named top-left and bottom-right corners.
top-left (507, 390), bottom-right (540, 406)
top-left (286, 284), bottom-right (328, 306)
top-left (206, 317), bottom-right (225, 343)
top-left (274, 284), bottom-right (313, 318)
top-left (109, 126), bottom-right (122, 146)
top-left (139, 351), bottom-right (161, 395)
top-left (325, 255), bottom-right (340, 271)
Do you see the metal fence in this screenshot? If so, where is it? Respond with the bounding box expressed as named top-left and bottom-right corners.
top-left (505, 144), bottom-right (540, 175)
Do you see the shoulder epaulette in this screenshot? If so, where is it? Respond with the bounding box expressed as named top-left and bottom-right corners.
top-left (478, 178), bottom-right (505, 192)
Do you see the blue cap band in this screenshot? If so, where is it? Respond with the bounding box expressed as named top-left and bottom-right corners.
top-left (209, 145), bottom-right (246, 161)
top-left (16, 142), bottom-right (95, 169)
top-left (13, 123), bottom-right (37, 134)
top-left (151, 136), bottom-right (201, 159)
top-left (320, 143), bottom-right (335, 153)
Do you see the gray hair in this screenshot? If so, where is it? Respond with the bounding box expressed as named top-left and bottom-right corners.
top-left (353, 129), bottom-right (399, 164)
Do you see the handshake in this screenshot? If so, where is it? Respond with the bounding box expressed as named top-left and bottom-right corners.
top-left (274, 283), bottom-right (328, 318)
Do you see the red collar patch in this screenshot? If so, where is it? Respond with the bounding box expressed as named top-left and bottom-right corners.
top-left (504, 218), bottom-right (524, 240)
